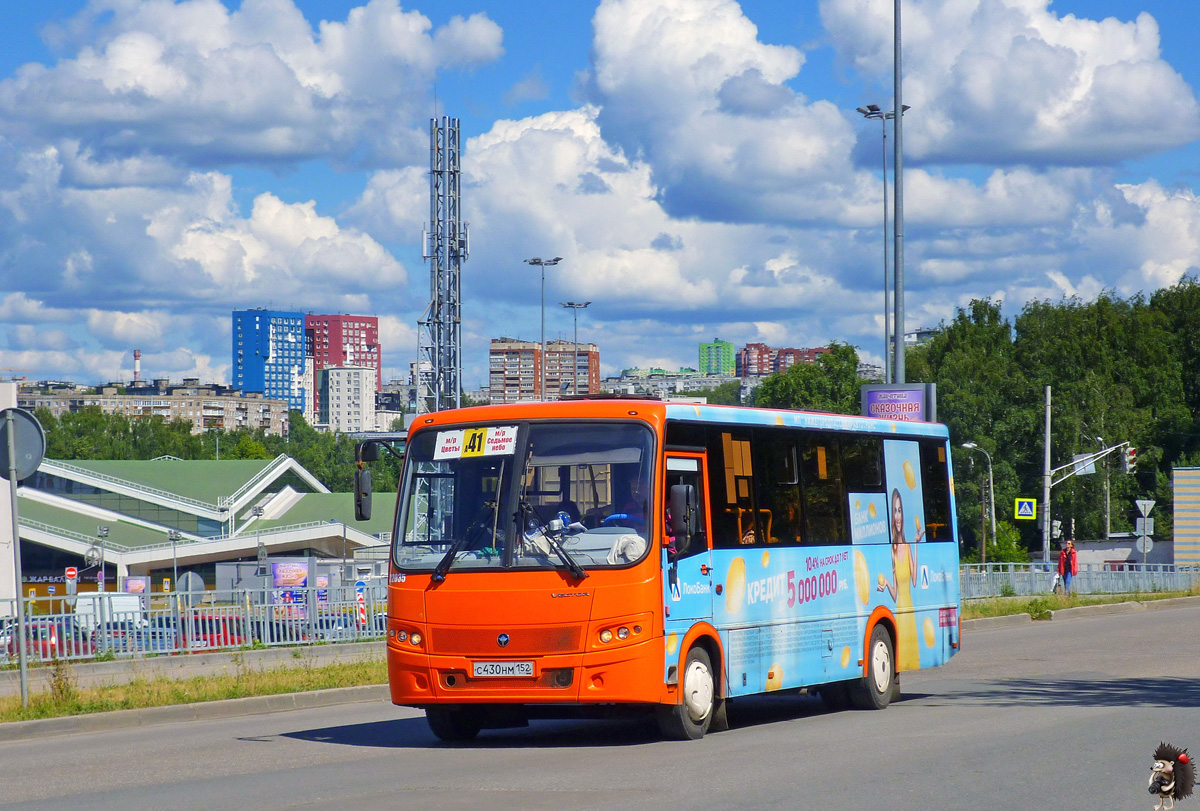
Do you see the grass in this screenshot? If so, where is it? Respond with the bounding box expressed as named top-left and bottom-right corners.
top-left (963, 589), bottom-right (1199, 621)
top-left (0, 655), bottom-right (387, 724)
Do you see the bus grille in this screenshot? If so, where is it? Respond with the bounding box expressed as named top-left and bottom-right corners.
top-left (430, 626), bottom-right (583, 655)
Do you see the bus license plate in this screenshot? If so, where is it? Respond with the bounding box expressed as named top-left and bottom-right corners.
top-left (472, 661), bottom-right (534, 678)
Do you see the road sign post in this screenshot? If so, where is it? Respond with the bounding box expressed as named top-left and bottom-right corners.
top-left (1015, 498), bottom-right (1037, 520)
top-left (355, 580), bottom-right (367, 627)
top-left (3, 407), bottom-right (46, 710)
top-left (1136, 499), bottom-right (1156, 517)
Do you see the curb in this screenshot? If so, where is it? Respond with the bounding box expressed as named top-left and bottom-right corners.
top-left (963, 594), bottom-right (1200, 627)
top-left (0, 683), bottom-right (391, 743)
top-left (961, 614), bottom-right (1032, 631)
top-left (1048, 601), bottom-right (1144, 620)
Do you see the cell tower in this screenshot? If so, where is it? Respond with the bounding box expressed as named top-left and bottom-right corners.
top-left (417, 116), bottom-right (469, 413)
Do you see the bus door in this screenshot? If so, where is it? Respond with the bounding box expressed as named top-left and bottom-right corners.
top-left (663, 454), bottom-right (713, 622)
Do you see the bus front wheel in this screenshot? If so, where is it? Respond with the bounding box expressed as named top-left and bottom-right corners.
top-left (425, 705), bottom-right (483, 742)
top-left (657, 646), bottom-right (715, 740)
top-left (848, 625), bottom-right (894, 710)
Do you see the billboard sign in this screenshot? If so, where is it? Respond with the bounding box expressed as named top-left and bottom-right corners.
top-left (861, 384), bottom-right (937, 423)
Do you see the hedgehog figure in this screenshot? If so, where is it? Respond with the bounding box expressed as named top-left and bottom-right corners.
top-left (1150, 742), bottom-right (1195, 810)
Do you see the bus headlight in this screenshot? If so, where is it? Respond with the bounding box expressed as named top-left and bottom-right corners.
top-left (599, 629), bottom-right (613, 643)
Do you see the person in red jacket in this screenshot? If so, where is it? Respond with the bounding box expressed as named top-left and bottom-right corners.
top-left (1057, 539), bottom-right (1078, 594)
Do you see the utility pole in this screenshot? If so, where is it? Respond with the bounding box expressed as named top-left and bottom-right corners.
top-left (1042, 386), bottom-right (1052, 563)
top-left (892, 0), bottom-right (905, 384)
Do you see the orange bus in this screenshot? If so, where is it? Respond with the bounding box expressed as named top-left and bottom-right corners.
top-left (356, 398), bottom-right (961, 741)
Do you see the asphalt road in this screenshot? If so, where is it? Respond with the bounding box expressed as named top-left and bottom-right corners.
top-left (1, 604), bottom-right (1196, 811)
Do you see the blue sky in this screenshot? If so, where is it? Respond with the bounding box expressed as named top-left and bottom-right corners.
top-left (1, 0), bottom-right (1198, 392)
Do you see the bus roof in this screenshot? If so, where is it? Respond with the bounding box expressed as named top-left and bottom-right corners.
top-left (406, 398), bottom-right (949, 440)
top-left (663, 402), bottom-right (949, 439)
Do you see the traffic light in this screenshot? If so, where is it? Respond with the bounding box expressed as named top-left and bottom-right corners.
top-left (1051, 519), bottom-right (1062, 539)
top-left (1123, 446), bottom-right (1137, 474)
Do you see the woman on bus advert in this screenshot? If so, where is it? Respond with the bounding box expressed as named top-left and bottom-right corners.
top-left (878, 486), bottom-right (924, 670)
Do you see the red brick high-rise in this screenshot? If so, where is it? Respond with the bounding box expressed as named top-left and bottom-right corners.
top-left (305, 314), bottom-right (381, 419)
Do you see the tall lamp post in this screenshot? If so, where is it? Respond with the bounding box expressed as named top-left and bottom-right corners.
top-left (167, 530), bottom-right (182, 591)
top-left (961, 443), bottom-right (995, 565)
top-left (96, 525), bottom-right (109, 592)
top-left (856, 104), bottom-right (909, 384)
top-left (560, 301), bottom-right (590, 395)
top-left (524, 257), bottom-right (562, 400)
top-left (1095, 435), bottom-right (1111, 541)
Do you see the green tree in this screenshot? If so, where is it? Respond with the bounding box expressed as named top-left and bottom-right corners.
top-left (753, 343), bottom-right (861, 414)
top-left (907, 299), bottom-right (1025, 553)
top-left (985, 521), bottom-right (1029, 563)
top-left (695, 380), bottom-right (742, 405)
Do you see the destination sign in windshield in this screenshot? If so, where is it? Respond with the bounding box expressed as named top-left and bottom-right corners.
top-left (434, 426), bottom-right (518, 459)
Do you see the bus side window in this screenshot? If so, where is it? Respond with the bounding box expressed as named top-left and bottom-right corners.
top-left (842, 435), bottom-right (884, 491)
top-left (920, 441), bottom-right (952, 541)
top-left (799, 433), bottom-right (848, 545)
top-left (699, 430), bottom-right (759, 548)
top-left (755, 431), bottom-right (802, 545)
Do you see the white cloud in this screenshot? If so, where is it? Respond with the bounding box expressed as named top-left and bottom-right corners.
top-left (85, 309), bottom-right (168, 349)
top-left (504, 68), bottom-right (550, 106)
top-left (0, 293), bottom-right (73, 323)
top-left (821, 0), bottom-right (1200, 165)
top-left (586, 0), bottom-right (861, 224)
top-left (7, 326), bottom-right (79, 352)
top-left (0, 0), bottom-right (504, 168)
top-left (1074, 181), bottom-right (1200, 293)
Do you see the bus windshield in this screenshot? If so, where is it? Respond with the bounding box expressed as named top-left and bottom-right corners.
top-left (395, 421), bottom-right (656, 574)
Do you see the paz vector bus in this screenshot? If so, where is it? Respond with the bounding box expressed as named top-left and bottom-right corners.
top-left (354, 398), bottom-right (961, 741)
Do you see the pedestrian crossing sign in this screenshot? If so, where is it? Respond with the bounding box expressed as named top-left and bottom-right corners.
top-left (1014, 498), bottom-right (1037, 520)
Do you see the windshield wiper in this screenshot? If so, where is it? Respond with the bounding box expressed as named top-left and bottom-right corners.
top-left (431, 501), bottom-right (497, 582)
top-left (518, 500), bottom-right (588, 581)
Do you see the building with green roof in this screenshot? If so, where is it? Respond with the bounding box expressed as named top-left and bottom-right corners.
top-left (13, 454), bottom-right (395, 592)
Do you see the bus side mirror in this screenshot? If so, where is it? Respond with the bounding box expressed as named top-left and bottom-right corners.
top-left (358, 441), bottom-right (381, 463)
top-left (354, 468), bottom-right (372, 521)
top-left (669, 484), bottom-right (695, 542)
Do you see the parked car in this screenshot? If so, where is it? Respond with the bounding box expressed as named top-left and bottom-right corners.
top-left (7, 620), bottom-right (94, 660)
top-left (74, 592), bottom-right (145, 634)
top-left (91, 620), bottom-right (146, 654)
top-left (251, 618), bottom-right (308, 646)
top-left (142, 616), bottom-right (178, 652)
top-left (312, 612), bottom-right (355, 642)
top-left (180, 614), bottom-right (249, 650)
top-left (369, 612), bottom-right (388, 635)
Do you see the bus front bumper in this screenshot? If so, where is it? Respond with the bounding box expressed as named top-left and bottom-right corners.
top-left (387, 638), bottom-right (664, 706)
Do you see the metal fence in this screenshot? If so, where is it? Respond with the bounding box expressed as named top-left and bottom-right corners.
top-left (959, 562), bottom-right (1200, 599)
top-left (4, 565), bottom-right (1199, 665)
top-left (1, 583), bottom-right (387, 666)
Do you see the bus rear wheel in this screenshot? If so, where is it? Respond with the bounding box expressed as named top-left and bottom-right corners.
top-left (657, 646), bottom-right (715, 740)
top-left (848, 625), bottom-right (894, 710)
top-left (426, 705), bottom-right (483, 742)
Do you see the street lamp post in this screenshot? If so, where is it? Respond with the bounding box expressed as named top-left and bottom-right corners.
top-left (1096, 435), bottom-right (1111, 541)
top-left (856, 104), bottom-right (909, 384)
top-left (96, 525), bottom-right (109, 593)
top-left (560, 301), bottom-right (591, 395)
top-left (524, 257), bottom-right (562, 400)
top-left (961, 443), bottom-right (995, 565)
top-left (167, 530), bottom-right (182, 591)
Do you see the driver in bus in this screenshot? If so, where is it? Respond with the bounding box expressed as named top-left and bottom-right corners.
top-left (601, 467), bottom-right (648, 537)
